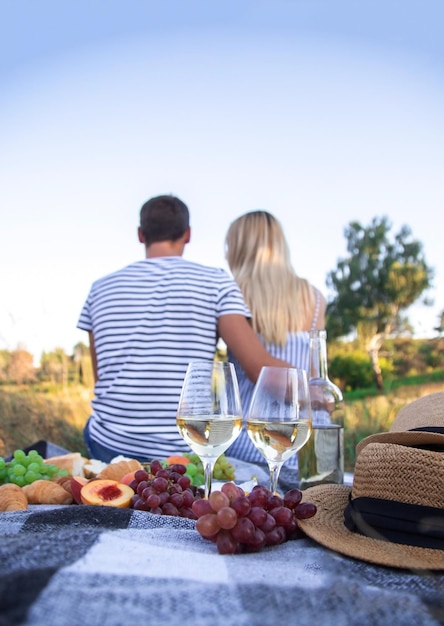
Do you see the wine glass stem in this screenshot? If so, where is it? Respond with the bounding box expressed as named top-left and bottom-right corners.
top-left (268, 462), bottom-right (284, 495)
top-left (202, 459), bottom-right (216, 499)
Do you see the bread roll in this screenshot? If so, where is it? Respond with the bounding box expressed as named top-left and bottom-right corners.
top-left (44, 452), bottom-right (87, 477)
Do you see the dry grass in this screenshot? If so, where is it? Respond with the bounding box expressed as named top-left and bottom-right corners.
top-left (343, 381), bottom-right (444, 470)
top-left (0, 385), bottom-right (92, 458)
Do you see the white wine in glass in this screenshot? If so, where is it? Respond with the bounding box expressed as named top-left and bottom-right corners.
top-left (176, 360), bottom-right (243, 498)
top-left (247, 367), bottom-right (312, 494)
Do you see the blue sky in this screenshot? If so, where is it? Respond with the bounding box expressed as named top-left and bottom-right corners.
top-left (1, 0), bottom-right (443, 360)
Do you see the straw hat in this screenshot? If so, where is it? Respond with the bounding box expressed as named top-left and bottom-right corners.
top-left (298, 392), bottom-right (444, 570)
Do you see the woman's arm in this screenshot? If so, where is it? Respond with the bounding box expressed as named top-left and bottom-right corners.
top-left (218, 314), bottom-right (291, 383)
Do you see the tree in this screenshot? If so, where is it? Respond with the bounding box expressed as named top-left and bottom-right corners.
top-left (39, 348), bottom-right (68, 387)
top-left (6, 348), bottom-right (37, 384)
top-left (326, 216), bottom-right (433, 390)
top-left (435, 309), bottom-right (444, 336)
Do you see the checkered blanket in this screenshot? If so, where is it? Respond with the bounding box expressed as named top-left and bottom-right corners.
top-left (1, 503), bottom-right (443, 626)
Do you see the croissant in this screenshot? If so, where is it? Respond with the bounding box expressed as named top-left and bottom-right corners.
top-left (23, 479), bottom-right (74, 505)
top-left (97, 459), bottom-right (143, 482)
top-left (0, 483), bottom-right (28, 511)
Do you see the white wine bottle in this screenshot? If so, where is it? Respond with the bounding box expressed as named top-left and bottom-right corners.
top-left (298, 329), bottom-right (344, 489)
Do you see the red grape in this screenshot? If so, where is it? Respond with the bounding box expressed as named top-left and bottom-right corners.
top-left (134, 469), bottom-right (149, 483)
top-left (260, 512), bottom-right (276, 533)
top-left (170, 493), bottom-right (184, 508)
top-left (153, 477), bottom-right (168, 493)
top-left (193, 485), bottom-right (318, 555)
top-left (178, 475), bottom-right (191, 490)
top-left (192, 498), bottom-right (213, 517)
top-left (221, 482), bottom-right (244, 501)
top-left (264, 526), bottom-right (286, 546)
top-left (196, 513), bottom-right (220, 538)
top-left (170, 464), bottom-right (187, 475)
top-left (266, 494), bottom-right (283, 510)
top-left (231, 495), bottom-right (251, 517)
top-left (146, 493), bottom-right (161, 508)
top-left (216, 506), bottom-right (238, 530)
top-left (208, 490), bottom-right (230, 512)
top-left (182, 489), bottom-right (195, 508)
top-left (248, 506), bottom-right (267, 527)
top-left (162, 502), bottom-right (180, 516)
top-left (216, 530), bottom-right (239, 555)
top-left (247, 485), bottom-right (269, 507)
top-left (283, 488), bottom-right (303, 510)
top-left (293, 502), bottom-right (317, 519)
top-left (270, 506), bottom-right (293, 527)
top-left (149, 460), bottom-right (162, 474)
top-left (231, 517), bottom-right (256, 543)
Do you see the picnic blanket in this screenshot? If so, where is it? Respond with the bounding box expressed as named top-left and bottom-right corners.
top-left (1, 503), bottom-right (444, 626)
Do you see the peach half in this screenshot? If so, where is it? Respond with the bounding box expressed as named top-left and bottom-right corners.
top-left (80, 479), bottom-right (134, 508)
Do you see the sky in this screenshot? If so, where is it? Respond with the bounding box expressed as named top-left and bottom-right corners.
top-left (1, 0), bottom-right (443, 361)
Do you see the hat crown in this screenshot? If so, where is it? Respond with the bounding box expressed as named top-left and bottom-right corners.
top-left (390, 391), bottom-right (444, 432)
top-left (352, 442), bottom-right (444, 508)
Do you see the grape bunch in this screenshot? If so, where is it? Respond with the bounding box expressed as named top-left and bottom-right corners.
top-left (0, 449), bottom-right (69, 487)
top-left (130, 460), bottom-right (204, 518)
top-left (183, 453), bottom-right (235, 486)
top-left (192, 483), bottom-right (317, 554)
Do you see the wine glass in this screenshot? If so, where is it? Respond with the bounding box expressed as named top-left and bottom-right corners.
top-left (246, 367), bottom-right (312, 494)
top-left (176, 360), bottom-right (243, 498)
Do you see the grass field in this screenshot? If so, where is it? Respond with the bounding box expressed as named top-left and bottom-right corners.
top-left (0, 380), bottom-right (443, 470)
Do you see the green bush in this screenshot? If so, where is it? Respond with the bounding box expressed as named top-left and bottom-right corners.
top-left (329, 350), bottom-right (374, 391)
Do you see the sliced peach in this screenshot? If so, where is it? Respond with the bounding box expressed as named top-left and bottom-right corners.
top-left (80, 479), bottom-right (134, 508)
top-left (71, 476), bottom-right (89, 505)
top-left (120, 471), bottom-right (137, 486)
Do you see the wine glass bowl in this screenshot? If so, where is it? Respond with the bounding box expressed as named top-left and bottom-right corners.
top-left (176, 360), bottom-right (243, 498)
top-left (246, 367), bottom-right (312, 494)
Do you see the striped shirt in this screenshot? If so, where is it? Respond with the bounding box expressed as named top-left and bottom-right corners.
top-left (225, 288), bottom-right (322, 467)
top-left (77, 256), bottom-right (250, 460)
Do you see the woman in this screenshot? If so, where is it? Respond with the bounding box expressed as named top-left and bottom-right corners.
top-left (224, 210), bottom-right (326, 466)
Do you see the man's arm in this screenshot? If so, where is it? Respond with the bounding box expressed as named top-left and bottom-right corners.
top-left (88, 331), bottom-right (98, 383)
top-left (218, 314), bottom-right (291, 383)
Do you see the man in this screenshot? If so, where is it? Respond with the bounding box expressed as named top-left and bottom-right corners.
top-left (78, 194), bottom-right (289, 462)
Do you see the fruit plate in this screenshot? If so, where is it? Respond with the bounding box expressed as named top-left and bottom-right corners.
top-left (227, 457), bottom-right (270, 485)
top-left (210, 478), bottom-right (258, 494)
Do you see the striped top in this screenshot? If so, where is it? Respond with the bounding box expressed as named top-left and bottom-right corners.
top-left (77, 256), bottom-right (250, 460)
top-left (225, 288), bottom-right (322, 467)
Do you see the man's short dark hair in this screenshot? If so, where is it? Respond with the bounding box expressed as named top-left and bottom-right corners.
top-left (140, 195), bottom-right (190, 245)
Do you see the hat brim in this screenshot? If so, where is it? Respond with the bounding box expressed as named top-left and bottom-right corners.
top-left (356, 431), bottom-right (444, 456)
top-left (298, 485), bottom-right (444, 571)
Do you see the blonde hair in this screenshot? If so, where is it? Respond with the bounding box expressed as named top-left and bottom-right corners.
top-left (225, 210), bottom-right (316, 346)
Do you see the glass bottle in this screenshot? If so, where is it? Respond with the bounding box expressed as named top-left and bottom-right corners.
top-left (298, 329), bottom-right (344, 489)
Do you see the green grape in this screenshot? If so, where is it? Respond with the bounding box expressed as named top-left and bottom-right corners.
top-left (13, 464), bottom-right (26, 476)
top-left (0, 449), bottom-right (69, 486)
top-left (24, 470), bottom-right (38, 484)
top-left (185, 462), bottom-right (198, 477)
top-left (13, 449), bottom-right (27, 464)
top-left (28, 450), bottom-right (43, 464)
top-left (194, 472), bottom-right (205, 486)
top-left (27, 461), bottom-right (41, 474)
